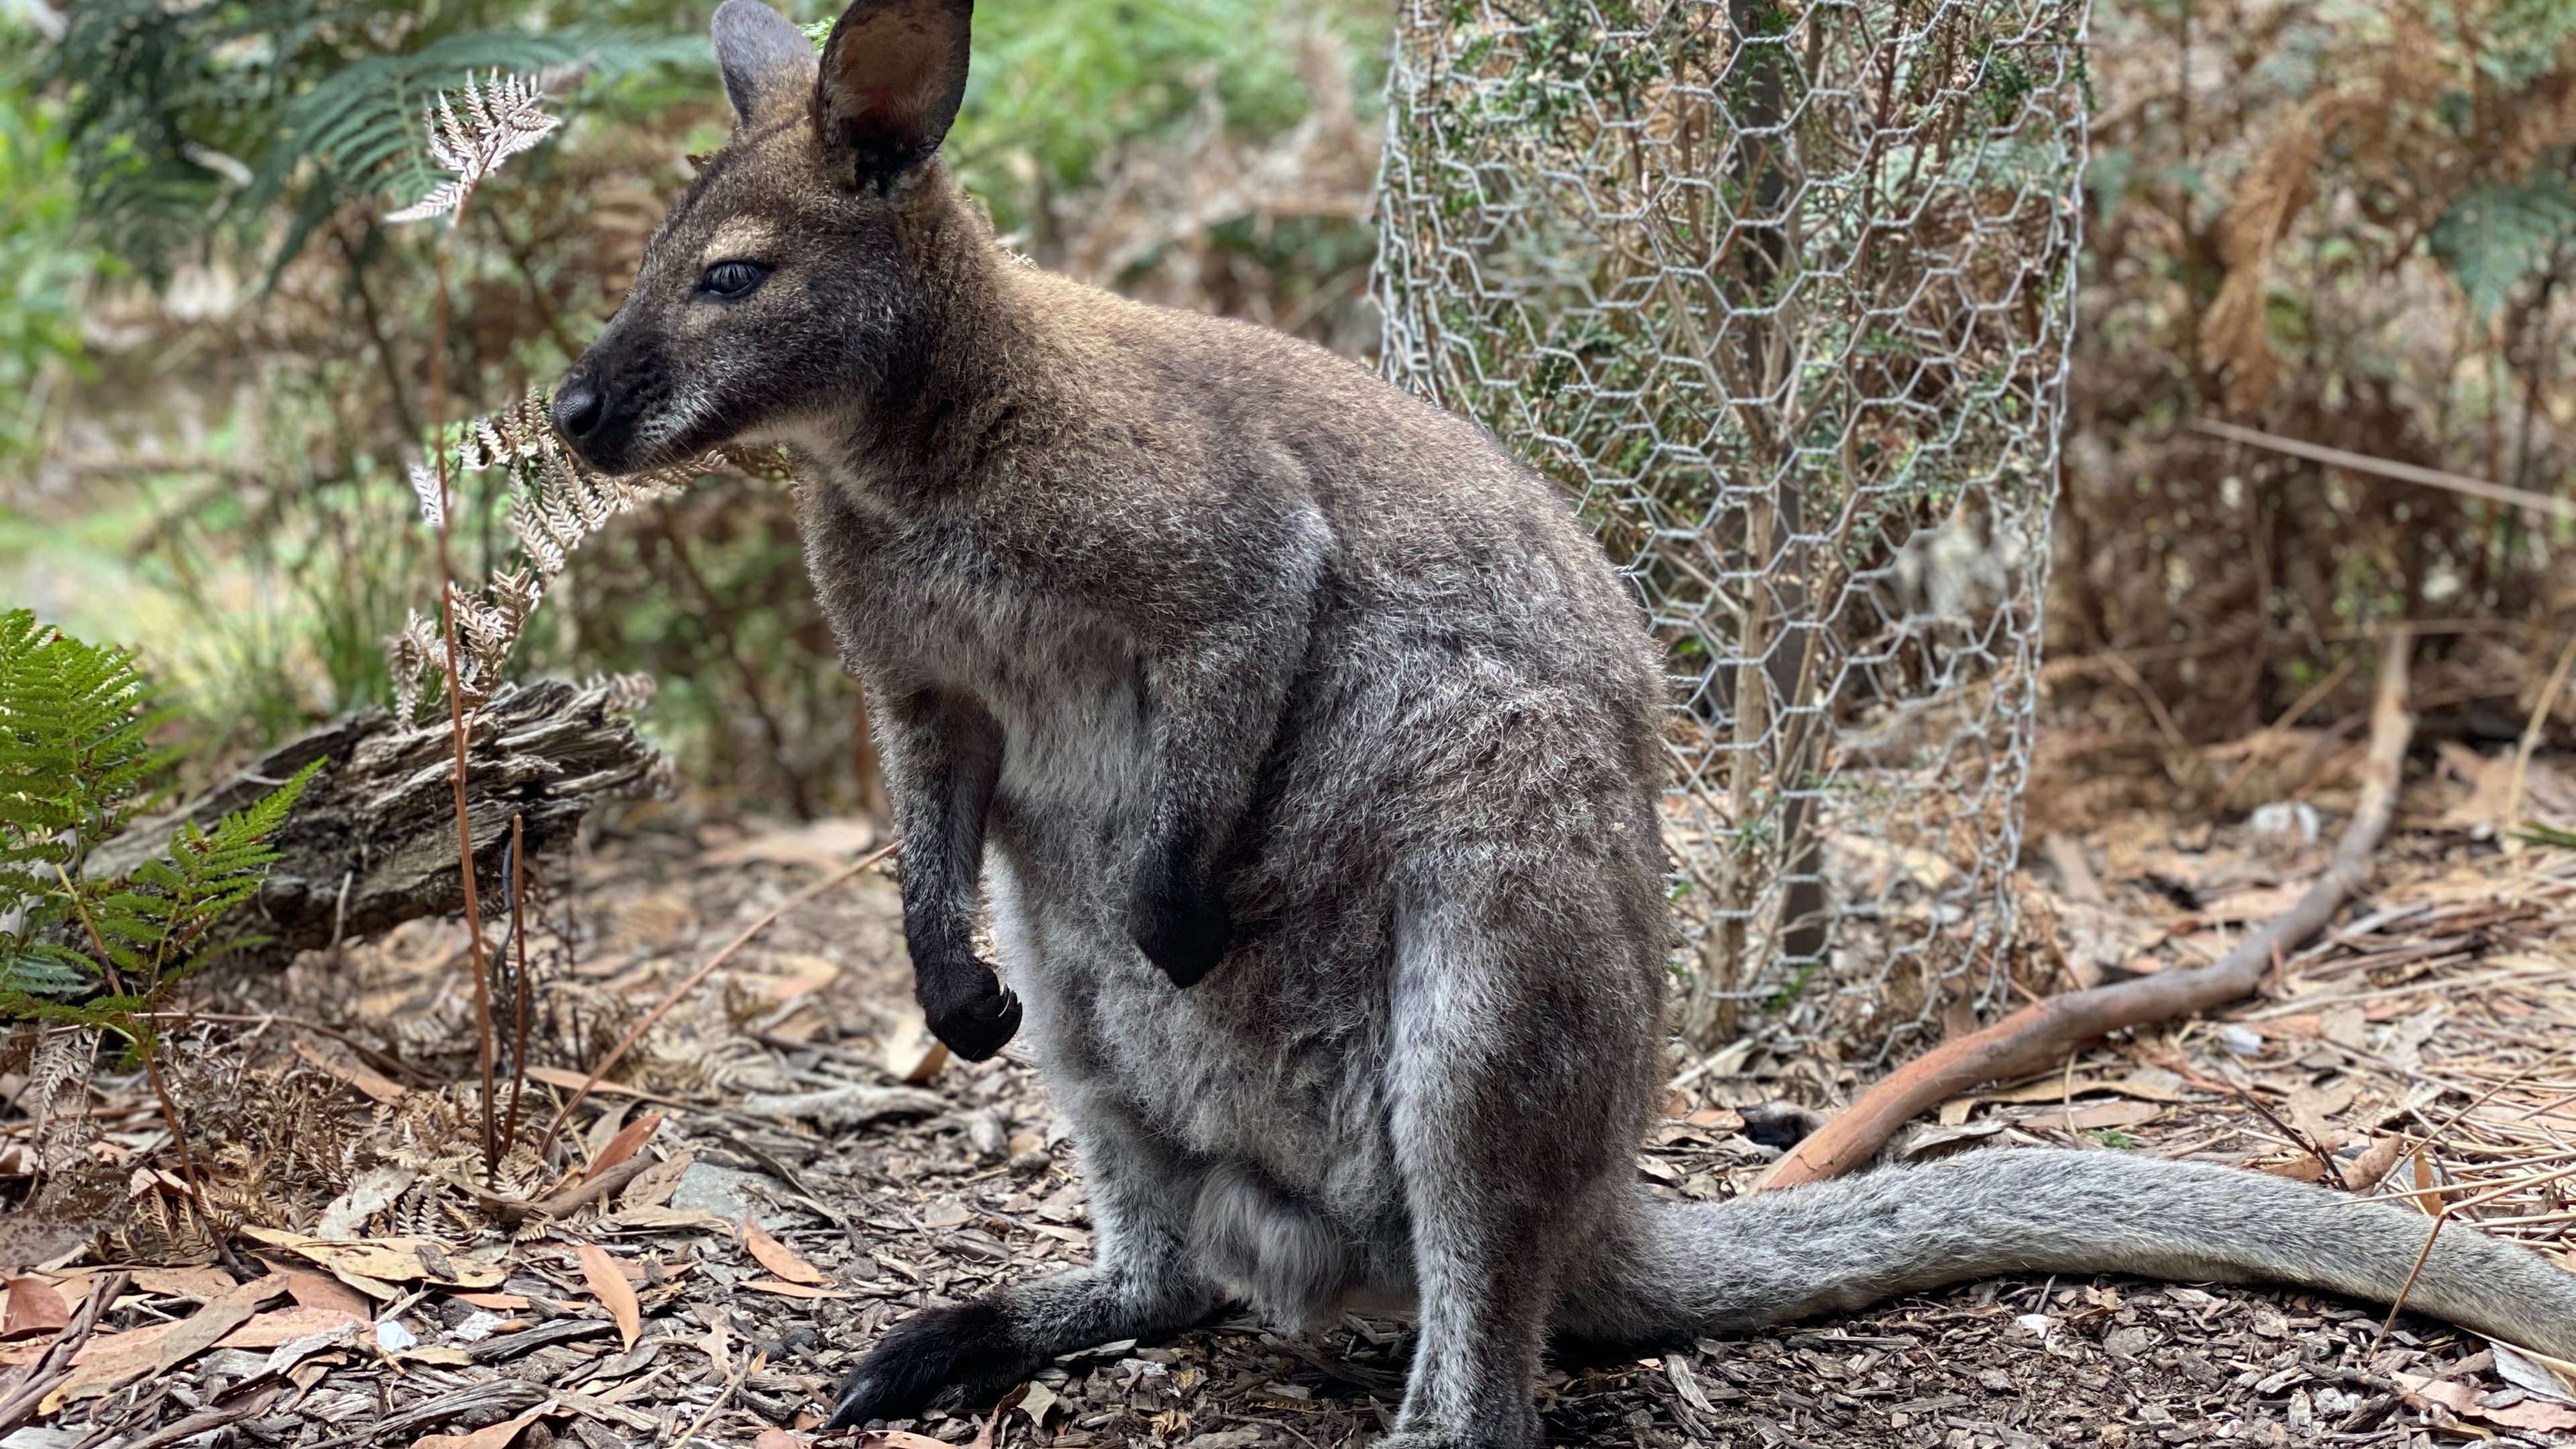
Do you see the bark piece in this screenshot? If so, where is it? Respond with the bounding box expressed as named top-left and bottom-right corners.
top-left (85, 679), bottom-right (667, 956)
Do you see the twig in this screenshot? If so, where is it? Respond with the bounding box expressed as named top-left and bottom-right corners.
top-left (2190, 417), bottom-right (2576, 522)
top-left (504, 812), bottom-right (533, 1147)
top-left (423, 187), bottom-right (498, 1178)
top-left (2506, 626), bottom-right (2576, 846)
top-left (455, 1152), bottom-right (653, 1225)
top-left (2366, 1212), bottom-right (2447, 1360)
top-left (667, 1352), bottom-right (759, 1447)
top-left (535, 843), bottom-right (898, 1158)
top-left (0, 1271), bottom-right (129, 1434)
top-left (1756, 631), bottom-right (2416, 1192)
top-left (119, 1383), bottom-right (284, 1449)
top-left (2221, 1071), bottom-right (2347, 1187)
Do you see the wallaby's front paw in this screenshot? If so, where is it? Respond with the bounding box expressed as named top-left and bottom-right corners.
top-left (1132, 853), bottom-right (1230, 989)
top-left (826, 1298), bottom-right (1025, 1429)
top-left (916, 961), bottom-right (1022, 1061)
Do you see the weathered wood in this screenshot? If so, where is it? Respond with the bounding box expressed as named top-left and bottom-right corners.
top-left (86, 678), bottom-right (667, 955)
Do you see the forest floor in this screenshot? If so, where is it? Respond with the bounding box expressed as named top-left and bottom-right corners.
top-left (5, 734), bottom-right (2576, 1449)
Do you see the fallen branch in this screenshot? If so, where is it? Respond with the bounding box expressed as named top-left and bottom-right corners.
top-left (1756, 630), bottom-right (2416, 1193)
top-left (84, 678), bottom-right (667, 957)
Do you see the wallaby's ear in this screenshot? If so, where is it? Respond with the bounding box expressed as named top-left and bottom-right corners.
top-left (812, 0), bottom-right (972, 191)
top-left (712, 0), bottom-right (818, 127)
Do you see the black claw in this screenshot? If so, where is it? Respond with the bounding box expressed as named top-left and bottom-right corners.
top-left (918, 961), bottom-right (1023, 1061)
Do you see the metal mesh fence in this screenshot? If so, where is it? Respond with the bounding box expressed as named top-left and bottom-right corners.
top-left (1375, 0), bottom-right (2089, 1063)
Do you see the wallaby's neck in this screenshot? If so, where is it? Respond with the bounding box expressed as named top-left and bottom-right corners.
top-left (826, 174), bottom-right (1053, 498)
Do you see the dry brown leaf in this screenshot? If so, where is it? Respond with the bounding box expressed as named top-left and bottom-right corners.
top-left (279, 1270), bottom-right (374, 1318)
top-left (2495, 1342), bottom-right (2576, 1406)
top-left (239, 1228), bottom-right (508, 1289)
top-left (741, 1279), bottom-right (853, 1300)
top-left (410, 1407), bottom-right (547, 1449)
top-left (743, 1220), bottom-right (830, 1286)
top-left (1, 1275), bottom-right (69, 1340)
top-left (584, 1111), bottom-right (665, 1183)
top-left (753, 1431), bottom-right (804, 1449)
top-left (2397, 1371), bottom-right (2576, 1434)
top-left (855, 1434), bottom-right (949, 1449)
top-left (521, 1065), bottom-right (679, 1104)
top-left (294, 1042), bottom-right (408, 1104)
top-left (217, 1305), bottom-right (370, 1348)
top-left (2023, 1099), bottom-right (2163, 1133)
top-left (2410, 1152), bottom-right (2445, 1216)
top-left (129, 1267), bottom-right (237, 1301)
top-left (622, 1148), bottom-right (693, 1210)
top-left (451, 1291), bottom-right (531, 1311)
top-left (879, 1009), bottom-right (948, 1083)
top-left (576, 1241), bottom-right (641, 1350)
top-left (43, 1275), bottom-right (285, 1411)
top-left (2345, 1135), bottom-right (2406, 1193)
top-left (607, 1206), bottom-right (731, 1233)
top-left (2257, 1155), bottom-right (2328, 1183)
top-left (699, 816), bottom-right (879, 869)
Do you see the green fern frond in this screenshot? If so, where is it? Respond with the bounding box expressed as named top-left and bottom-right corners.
top-left (0, 609), bottom-right (162, 877)
top-left (2431, 180), bottom-right (2576, 320)
top-left (0, 612), bottom-right (313, 1011)
top-left (93, 757), bottom-right (322, 984)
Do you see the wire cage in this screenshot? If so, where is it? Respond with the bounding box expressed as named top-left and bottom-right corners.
top-left (1375, 0), bottom-right (2090, 1061)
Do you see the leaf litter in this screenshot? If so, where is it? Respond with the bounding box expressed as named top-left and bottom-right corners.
top-left (1, 744), bottom-right (2575, 1447)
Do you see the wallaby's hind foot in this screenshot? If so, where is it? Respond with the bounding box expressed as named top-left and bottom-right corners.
top-left (827, 1298), bottom-right (1025, 1428)
top-left (826, 1265), bottom-right (1222, 1429)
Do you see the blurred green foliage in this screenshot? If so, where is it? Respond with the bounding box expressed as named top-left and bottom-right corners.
top-left (0, 55), bottom-right (104, 466)
top-left (1, 0), bottom-right (1387, 810)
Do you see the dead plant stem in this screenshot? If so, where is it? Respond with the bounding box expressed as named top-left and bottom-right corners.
top-left (504, 812), bottom-right (533, 1148)
top-left (2505, 625), bottom-right (2576, 847)
top-left (427, 196), bottom-right (499, 1177)
top-left (2366, 1211), bottom-right (2445, 1361)
top-left (535, 843), bottom-right (898, 1159)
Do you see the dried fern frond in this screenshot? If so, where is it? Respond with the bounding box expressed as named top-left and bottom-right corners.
top-left (407, 460), bottom-right (447, 530)
top-left (386, 70), bottom-right (563, 225)
top-left (386, 388), bottom-right (700, 720)
top-left (385, 610), bottom-right (442, 722)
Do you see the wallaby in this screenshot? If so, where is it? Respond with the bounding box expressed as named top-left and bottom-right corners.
top-left (551, 1), bottom-right (2576, 1440)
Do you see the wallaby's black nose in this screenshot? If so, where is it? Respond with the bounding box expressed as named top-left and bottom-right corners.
top-left (552, 381), bottom-right (606, 442)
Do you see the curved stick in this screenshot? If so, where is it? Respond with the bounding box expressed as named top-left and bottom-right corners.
top-left (1756, 631), bottom-right (2414, 1193)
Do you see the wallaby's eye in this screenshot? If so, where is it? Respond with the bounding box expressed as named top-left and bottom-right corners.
top-left (699, 260), bottom-right (770, 299)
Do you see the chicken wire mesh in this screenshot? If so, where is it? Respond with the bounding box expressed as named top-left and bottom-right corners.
top-left (1375, 0), bottom-right (2088, 1062)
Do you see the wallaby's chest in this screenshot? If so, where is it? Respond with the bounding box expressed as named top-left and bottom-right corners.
top-left (802, 473), bottom-right (1150, 830)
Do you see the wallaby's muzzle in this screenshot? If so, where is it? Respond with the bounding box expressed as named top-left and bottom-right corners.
top-left (551, 321), bottom-right (674, 475)
top-left (549, 379), bottom-right (607, 452)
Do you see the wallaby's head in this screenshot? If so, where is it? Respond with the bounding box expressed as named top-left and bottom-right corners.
top-left (551, 0), bottom-right (975, 474)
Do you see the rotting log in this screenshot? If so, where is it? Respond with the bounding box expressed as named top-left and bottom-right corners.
top-left (85, 678), bottom-right (669, 957)
top-left (1754, 630), bottom-right (2416, 1192)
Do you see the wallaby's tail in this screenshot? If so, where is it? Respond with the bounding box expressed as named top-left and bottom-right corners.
top-left (1557, 1150), bottom-right (2576, 1358)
